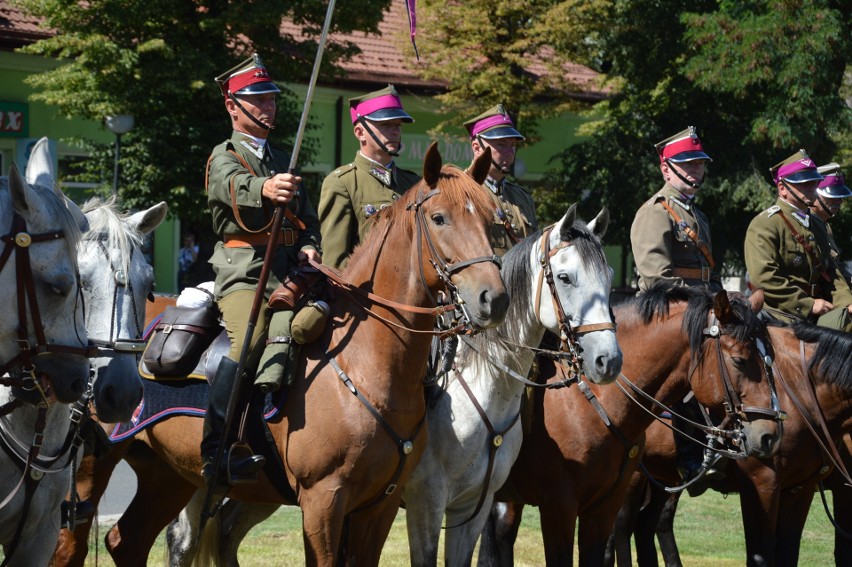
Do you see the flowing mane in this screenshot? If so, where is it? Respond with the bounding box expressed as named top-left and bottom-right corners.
top-left (630, 282), bottom-right (765, 356)
top-left (0, 178), bottom-right (83, 269)
top-left (81, 197), bottom-right (146, 275)
top-left (458, 217), bottom-right (610, 371)
top-left (792, 321), bottom-right (852, 390)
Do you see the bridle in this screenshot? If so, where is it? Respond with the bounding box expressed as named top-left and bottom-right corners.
top-left (0, 211), bottom-right (96, 391)
top-left (82, 235), bottom-right (149, 355)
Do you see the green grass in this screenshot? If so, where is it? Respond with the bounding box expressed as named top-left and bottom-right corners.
top-left (80, 490), bottom-right (836, 565)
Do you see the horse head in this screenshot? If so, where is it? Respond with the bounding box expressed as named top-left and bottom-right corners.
top-left (79, 199), bottom-right (167, 422)
top-left (691, 289), bottom-right (782, 459)
top-left (535, 204), bottom-right (622, 384)
top-left (408, 142), bottom-right (508, 330)
top-left (0, 138), bottom-right (90, 403)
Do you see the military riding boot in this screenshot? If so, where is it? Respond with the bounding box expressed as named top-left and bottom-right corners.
top-left (201, 356), bottom-right (266, 486)
top-left (255, 310), bottom-right (296, 394)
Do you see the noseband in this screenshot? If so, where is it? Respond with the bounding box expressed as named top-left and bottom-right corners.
top-left (0, 212), bottom-right (96, 390)
top-left (409, 187), bottom-right (502, 328)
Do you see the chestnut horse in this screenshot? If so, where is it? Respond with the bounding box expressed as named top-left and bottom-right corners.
top-left (52, 142), bottom-right (508, 566)
top-left (607, 320), bottom-right (852, 567)
top-left (477, 284), bottom-right (784, 567)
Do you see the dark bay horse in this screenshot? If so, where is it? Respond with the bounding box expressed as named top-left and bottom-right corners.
top-left (608, 320), bottom-right (852, 567)
top-left (52, 142), bottom-right (509, 567)
top-left (477, 284), bottom-right (784, 567)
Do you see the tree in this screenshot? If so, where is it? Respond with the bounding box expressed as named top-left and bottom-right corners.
top-left (16, 0), bottom-right (390, 222)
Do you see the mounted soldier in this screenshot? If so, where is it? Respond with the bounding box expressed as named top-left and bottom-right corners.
top-left (810, 163), bottom-right (852, 284)
top-left (629, 126), bottom-right (722, 495)
top-left (317, 85), bottom-right (421, 269)
top-left (744, 150), bottom-right (852, 332)
top-left (203, 54), bottom-right (322, 486)
top-left (463, 104), bottom-right (538, 257)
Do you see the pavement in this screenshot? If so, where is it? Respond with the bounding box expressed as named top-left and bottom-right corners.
top-left (97, 460), bottom-right (137, 523)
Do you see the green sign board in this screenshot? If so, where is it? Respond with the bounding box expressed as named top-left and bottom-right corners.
top-left (0, 102), bottom-right (28, 138)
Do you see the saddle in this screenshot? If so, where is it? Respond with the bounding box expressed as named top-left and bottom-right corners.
top-left (139, 314), bottom-right (230, 382)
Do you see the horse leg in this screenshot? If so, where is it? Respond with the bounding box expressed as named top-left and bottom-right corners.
top-left (165, 489), bottom-right (206, 567)
top-left (443, 494), bottom-right (498, 567)
top-left (299, 484), bottom-right (350, 566)
top-left (218, 500), bottom-right (280, 566)
top-left (605, 473), bottom-right (647, 567)
top-left (578, 502), bottom-right (626, 567)
top-left (774, 485), bottom-right (816, 567)
top-left (540, 500), bottom-right (577, 566)
top-left (736, 467), bottom-right (779, 567)
top-left (404, 481), bottom-right (447, 567)
top-left (646, 489), bottom-right (681, 567)
top-left (477, 501), bottom-right (524, 567)
top-left (105, 441), bottom-right (197, 566)
top-left (341, 499), bottom-right (403, 566)
top-left (830, 480), bottom-right (852, 566)
top-left (52, 439), bottom-right (133, 567)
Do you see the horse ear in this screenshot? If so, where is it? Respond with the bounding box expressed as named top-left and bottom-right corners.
top-left (9, 164), bottom-right (34, 214)
top-left (25, 137), bottom-right (56, 190)
top-left (748, 288), bottom-right (765, 313)
top-left (557, 203), bottom-right (578, 242)
top-left (423, 141), bottom-right (442, 188)
top-left (713, 291), bottom-right (734, 325)
top-left (587, 207), bottom-right (610, 239)
top-left (469, 146), bottom-right (491, 185)
top-left (128, 202), bottom-right (169, 235)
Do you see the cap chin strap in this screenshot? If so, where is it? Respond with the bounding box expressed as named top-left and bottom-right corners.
top-left (229, 93), bottom-right (274, 132)
top-left (781, 180), bottom-right (812, 209)
top-left (358, 117), bottom-right (399, 157)
top-left (665, 158), bottom-right (704, 189)
top-left (815, 194), bottom-right (836, 219)
top-left (477, 136), bottom-right (510, 174)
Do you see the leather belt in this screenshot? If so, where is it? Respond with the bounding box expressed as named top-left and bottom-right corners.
top-left (223, 229), bottom-right (298, 248)
top-left (672, 266), bottom-right (711, 282)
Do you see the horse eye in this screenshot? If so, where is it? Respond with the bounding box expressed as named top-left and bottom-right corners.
top-left (557, 273), bottom-right (572, 285)
top-left (731, 357), bottom-right (747, 368)
top-left (431, 213), bottom-right (445, 226)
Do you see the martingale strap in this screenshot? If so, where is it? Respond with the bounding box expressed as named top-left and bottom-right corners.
top-left (658, 199), bottom-right (715, 269)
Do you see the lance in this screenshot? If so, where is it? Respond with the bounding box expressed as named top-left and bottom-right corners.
top-left (200, 0), bottom-right (338, 528)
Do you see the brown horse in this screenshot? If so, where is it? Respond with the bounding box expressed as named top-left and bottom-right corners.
top-left (52, 142), bottom-right (509, 567)
top-left (607, 320), bottom-right (852, 567)
top-left (477, 284), bottom-right (784, 567)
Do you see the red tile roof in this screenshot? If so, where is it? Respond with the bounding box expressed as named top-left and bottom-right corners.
top-left (0, 0), bottom-right (51, 47)
top-left (1, 0), bottom-right (605, 98)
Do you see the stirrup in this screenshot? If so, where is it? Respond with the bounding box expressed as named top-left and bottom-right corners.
top-left (226, 442), bottom-right (266, 485)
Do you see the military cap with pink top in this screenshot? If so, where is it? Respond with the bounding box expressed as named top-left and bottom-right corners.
top-left (770, 149), bottom-right (824, 185)
top-left (463, 104), bottom-right (525, 141)
top-left (349, 85), bottom-right (414, 124)
top-left (816, 163), bottom-right (852, 199)
top-left (654, 126), bottom-right (712, 164)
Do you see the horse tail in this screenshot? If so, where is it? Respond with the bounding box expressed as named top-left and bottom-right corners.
top-left (193, 511), bottom-right (222, 567)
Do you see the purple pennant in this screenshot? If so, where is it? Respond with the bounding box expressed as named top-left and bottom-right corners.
top-left (405, 0), bottom-right (419, 60)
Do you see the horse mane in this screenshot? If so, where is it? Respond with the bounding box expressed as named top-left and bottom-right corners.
top-left (344, 164), bottom-right (494, 274)
top-left (792, 321), bottom-right (852, 390)
top-left (458, 216), bottom-right (609, 372)
top-left (81, 197), bottom-right (145, 275)
top-left (0, 178), bottom-right (83, 269)
top-left (633, 282), bottom-right (765, 357)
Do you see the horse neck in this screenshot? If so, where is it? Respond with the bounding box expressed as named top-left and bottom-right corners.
top-left (597, 306), bottom-right (694, 439)
top-left (337, 228), bottom-right (439, 396)
top-left (772, 329), bottom-right (852, 437)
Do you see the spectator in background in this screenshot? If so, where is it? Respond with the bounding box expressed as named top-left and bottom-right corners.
top-left (178, 232), bottom-right (199, 290)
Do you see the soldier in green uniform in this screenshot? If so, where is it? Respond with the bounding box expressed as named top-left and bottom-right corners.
top-left (630, 127), bottom-right (721, 494)
top-left (317, 85), bottom-right (421, 269)
top-left (744, 151), bottom-right (852, 331)
top-left (203, 54), bottom-right (322, 485)
top-left (811, 164), bottom-right (852, 284)
top-left (630, 126), bottom-right (720, 294)
top-left (462, 104), bottom-right (538, 256)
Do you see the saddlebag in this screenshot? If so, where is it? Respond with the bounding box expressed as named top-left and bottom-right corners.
top-left (141, 305), bottom-right (221, 377)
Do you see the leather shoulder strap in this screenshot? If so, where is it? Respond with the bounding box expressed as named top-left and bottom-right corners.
top-left (658, 199), bottom-right (715, 269)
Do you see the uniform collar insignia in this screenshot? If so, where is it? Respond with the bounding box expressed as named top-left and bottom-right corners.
top-left (239, 139), bottom-right (265, 159)
top-left (670, 193), bottom-right (692, 211)
top-left (368, 164), bottom-right (392, 186)
top-left (485, 176), bottom-right (505, 196)
top-left (791, 209), bottom-right (810, 228)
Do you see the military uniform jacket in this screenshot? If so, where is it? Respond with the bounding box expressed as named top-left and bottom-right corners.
top-left (820, 219), bottom-right (852, 285)
top-left (206, 131), bottom-right (321, 299)
top-left (630, 184), bottom-right (716, 293)
top-left (318, 152), bottom-right (420, 269)
top-left (483, 177), bottom-right (538, 258)
top-left (744, 197), bottom-right (852, 320)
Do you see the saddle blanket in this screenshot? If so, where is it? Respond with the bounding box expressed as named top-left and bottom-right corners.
top-left (108, 379), bottom-right (284, 442)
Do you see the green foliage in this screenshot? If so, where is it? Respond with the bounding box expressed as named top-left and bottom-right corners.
top-left (15, 0), bottom-right (390, 222)
top-left (532, 0), bottom-right (851, 272)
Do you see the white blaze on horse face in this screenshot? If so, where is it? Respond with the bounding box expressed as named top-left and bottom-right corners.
top-left (465, 199), bottom-right (476, 215)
